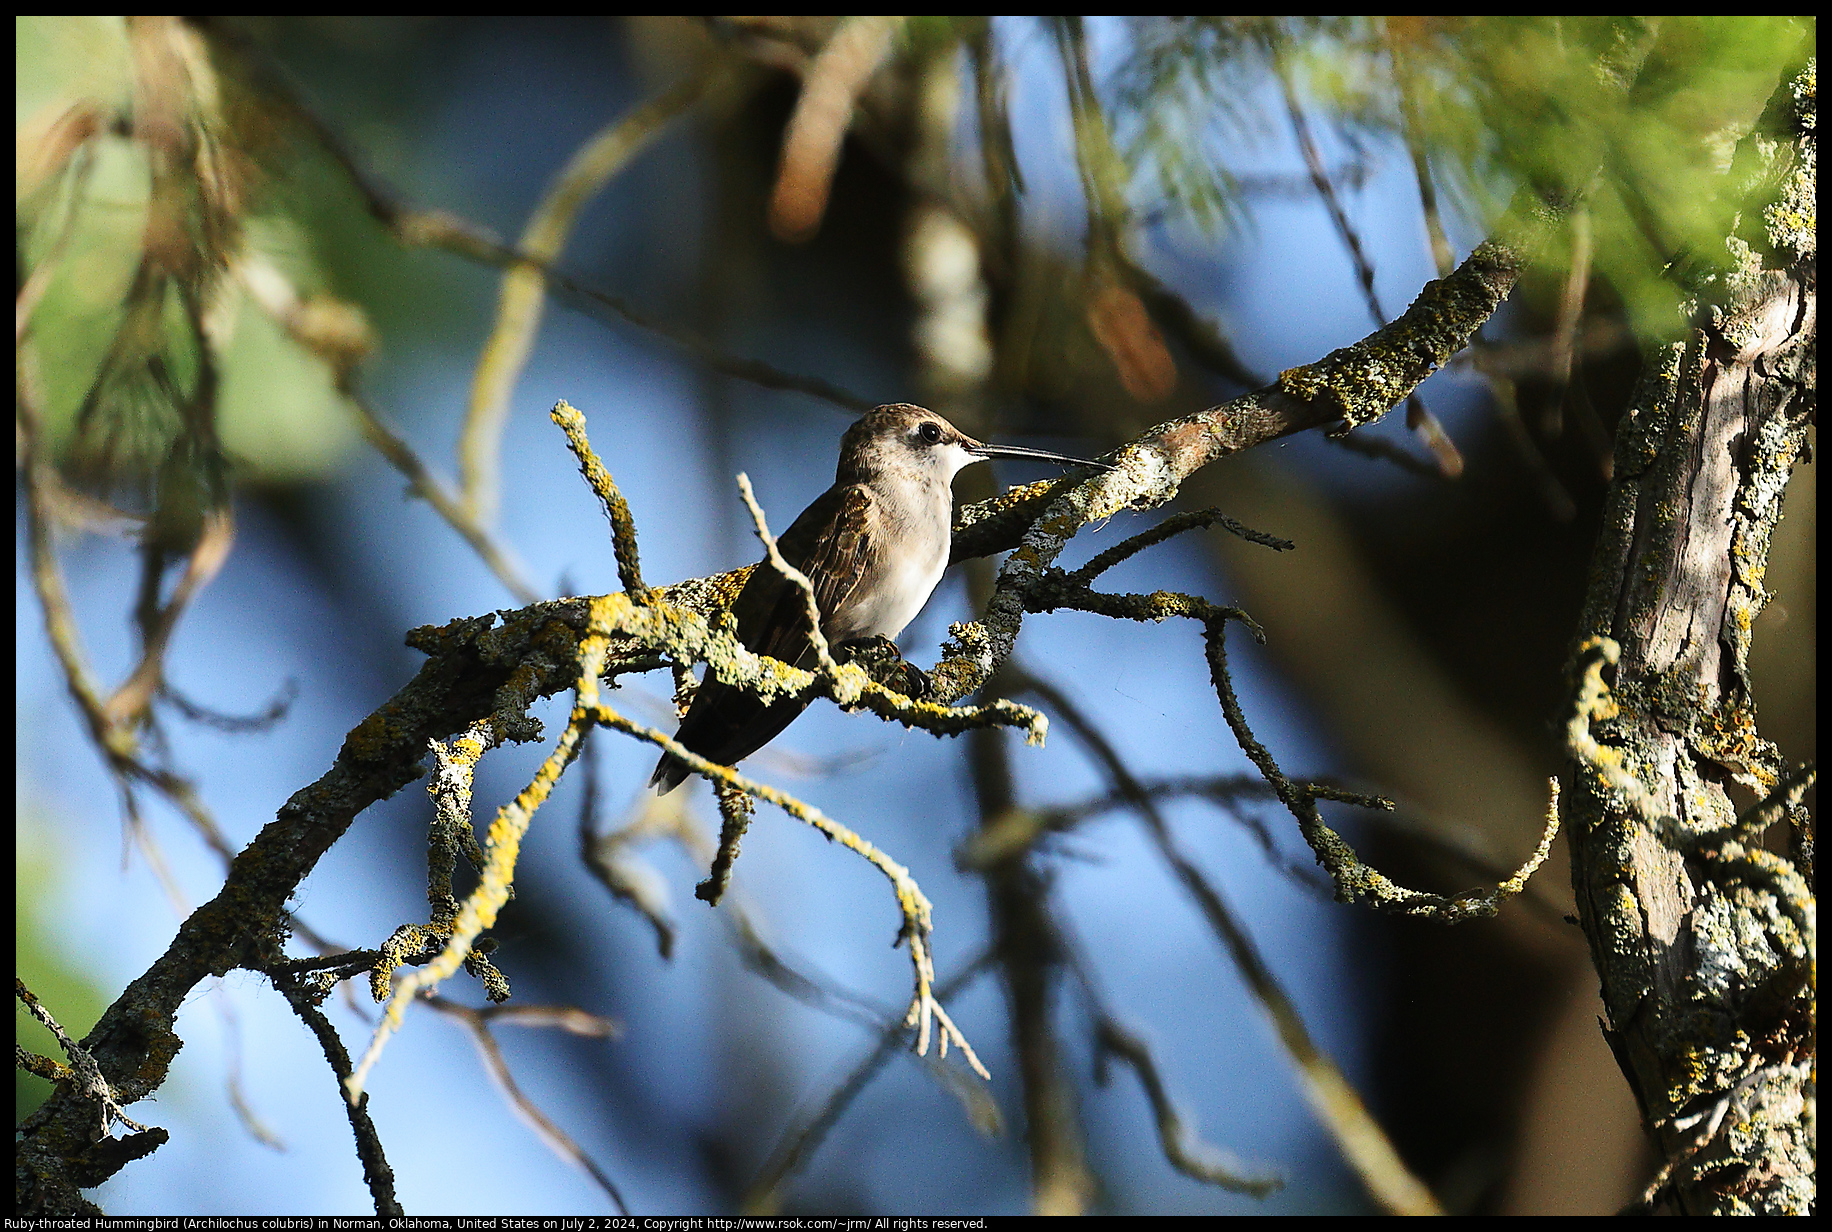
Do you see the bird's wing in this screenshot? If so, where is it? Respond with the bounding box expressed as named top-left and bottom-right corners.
top-left (742, 482), bottom-right (876, 667)
top-left (650, 483), bottom-right (876, 792)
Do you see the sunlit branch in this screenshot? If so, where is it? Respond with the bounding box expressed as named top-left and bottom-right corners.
top-left (932, 235), bottom-right (1525, 703)
top-left (462, 74), bottom-right (714, 525)
top-left (552, 400), bottom-right (654, 602)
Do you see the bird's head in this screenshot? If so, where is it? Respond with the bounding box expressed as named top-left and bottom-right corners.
top-left (838, 403), bottom-right (1112, 486)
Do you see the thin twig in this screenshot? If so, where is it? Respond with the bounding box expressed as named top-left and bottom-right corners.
top-left (1065, 508), bottom-right (1292, 588)
top-left (578, 746), bottom-right (679, 959)
top-left (162, 678), bottom-right (299, 733)
top-left (18, 352), bottom-right (244, 880)
top-left (16, 136), bottom-right (96, 346)
top-left (1385, 23), bottom-right (1455, 279)
top-left (264, 966), bottom-right (402, 1218)
top-left (1094, 1019), bottom-right (1282, 1194)
top-left (578, 772), bottom-right (913, 1031)
top-left (736, 472), bottom-right (836, 668)
top-left (968, 653), bottom-right (1094, 1215)
top-left (1010, 674), bottom-right (1441, 1214)
top-left (462, 74), bottom-right (714, 525)
top-left (1323, 426), bottom-right (1444, 478)
top-left (742, 953), bottom-right (996, 1213)
top-left (551, 400), bottom-right (653, 601)
top-left (569, 600), bottom-right (989, 1079)
top-left (1058, 905), bottom-right (1284, 1193)
top-left (1281, 59), bottom-right (1462, 477)
top-left (426, 997), bottom-right (630, 1215)
top-left (1482, 370), bottom-right (1577, 522)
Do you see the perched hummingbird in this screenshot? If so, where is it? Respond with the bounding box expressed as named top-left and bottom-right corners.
top-left (651, 403), bottom-right (1110, 793)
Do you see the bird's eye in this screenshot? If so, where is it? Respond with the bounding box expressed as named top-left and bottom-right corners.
top-left (917, 422), bottom-right (942, 444)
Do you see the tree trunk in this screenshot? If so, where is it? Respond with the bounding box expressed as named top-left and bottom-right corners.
top-left (1563, 68), bottom-right (1815, 1215)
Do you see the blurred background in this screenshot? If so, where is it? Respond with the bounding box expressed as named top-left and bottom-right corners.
top-left (16, 16), bottom-right (1815, 1216)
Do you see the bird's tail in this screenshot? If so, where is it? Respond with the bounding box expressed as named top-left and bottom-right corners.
top-left (649, 679), bottom-right (812, 794)
top-left (649, 752), bottom-right (692, 795)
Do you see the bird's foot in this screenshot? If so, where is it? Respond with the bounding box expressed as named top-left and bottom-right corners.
top-left (835, 635), bottom-right (931, 700)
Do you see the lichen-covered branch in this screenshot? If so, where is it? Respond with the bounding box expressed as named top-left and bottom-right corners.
top-left (16, 199), bottom-right (1529, 1213)
top-left (346, 641), bottom-right (603, 1102)
top-left (1560, 64), bottom-right (1815, 1216)
top-left (552, 400), bottom-right (654, 602)
top-left (1012, 561), bottom-right (1561, 922)
top-left (932, 235), bottom-right (1523, 700)
top-left (572, 619), bottom-right (988, 1080)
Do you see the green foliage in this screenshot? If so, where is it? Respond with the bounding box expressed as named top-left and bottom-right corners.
top-left (17, 15), bottom-right (360, 500)
top-left (1104, 16), bottom-right (1812, 336)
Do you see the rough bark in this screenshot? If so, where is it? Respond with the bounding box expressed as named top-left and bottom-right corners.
top-left (1562, 67), bottom-right (1815, 1215)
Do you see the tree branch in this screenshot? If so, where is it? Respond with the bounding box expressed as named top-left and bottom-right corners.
top-left (1561, 64), bottom-right (1815, 1215)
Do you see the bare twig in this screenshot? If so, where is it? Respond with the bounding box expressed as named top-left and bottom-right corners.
top-left (1011, 675), bottom-right (1441, 1213)
top-left (107, 509), bottom-right (236, 727)
top-left (1064, 507), bottom-right (1292, 588)
top-left (462, 74), bottom-right (714, 524)
top-left (742, 952), bottom-right (996, 1213)
top-left (1094, 1018), bottom-right (1282, 1195)
top-left (427, 997), bottom-right (629, 1215)
top-left (736, 472), bottom-right (837, 669)
top-left (1385, 23), bottom-right (1455, 279)
top-left (17, 352), bottom-right (244, 874)
top-left (1482, 369), bottom-right (1578, 521)
top-left (1280, 62), bottom-right (1463, 477)
top-left (16, 134), bottom-right (97, 346)
top-left (162, 678), bottom-right (299, 733)
top-left (1201, 613), bottom-right (1560, 921)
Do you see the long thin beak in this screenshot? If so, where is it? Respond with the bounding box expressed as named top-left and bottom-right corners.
top-left (967, 441), bottom-right (1114, 471)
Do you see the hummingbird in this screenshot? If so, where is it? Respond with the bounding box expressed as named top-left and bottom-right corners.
top-left (650, 403), bottom-right (1111, 793)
